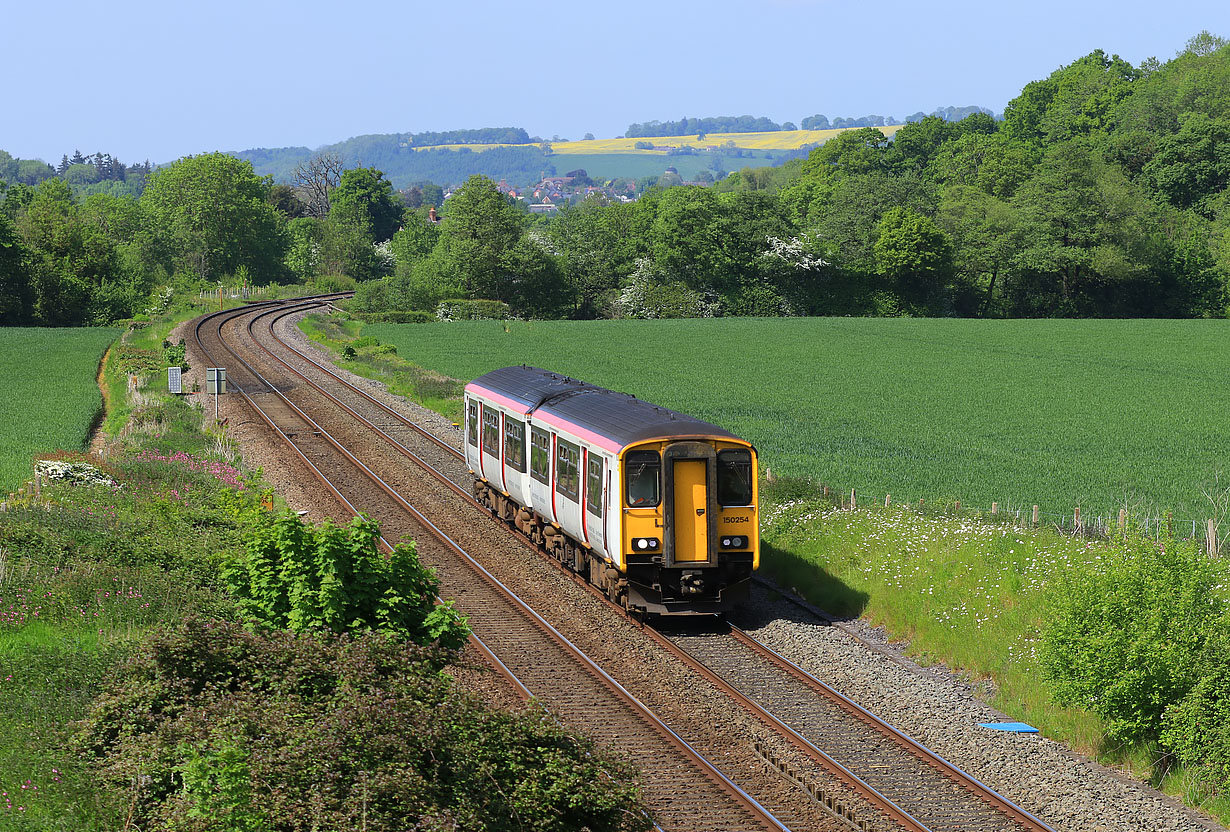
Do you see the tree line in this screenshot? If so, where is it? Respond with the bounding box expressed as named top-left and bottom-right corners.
top-left (3, 32), bottom-right (1227, 327)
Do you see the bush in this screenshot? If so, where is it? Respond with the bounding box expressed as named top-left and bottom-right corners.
top-left (1039, 527), bottom-right (1226, 744)
top-left (77, 620), bottom-right (652, 832)
top-left (358, 310), bottom-right (435, 324)
top-left (435, 298), bottom-right (512, 321)
top-left (220, 503), bottom-right (467, 648)
top-left (309, 274), bottom-right (358, 293)
top-left (1162, 630), bottom-right (1230, 788)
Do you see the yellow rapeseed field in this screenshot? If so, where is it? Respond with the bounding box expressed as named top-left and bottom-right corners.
top-left (411, 126), bottom-right (901, 155)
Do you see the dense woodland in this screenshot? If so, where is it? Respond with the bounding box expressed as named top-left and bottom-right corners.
top-left (1, 33), bottom-right (1228, 326)
top-left (361, 33), bottom-right (1230, 321)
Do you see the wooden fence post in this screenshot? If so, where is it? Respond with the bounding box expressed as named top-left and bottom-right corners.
top-left (1119, 509), bottom-right (1127, 532)
top-left (991, 502), bottom-right (998, 515)
top-left (822, 485), bottom-right (829, 499)
top-left (1074, 506), bottom-right (1082, 534)
top-left (884, 494), bottom-right (891, 508)
top-left (919, 498), bottom-right (924, 508)
top-left (954, 500), bottom-right (960, 512)
top-left (850, 489), bottom-right (857, 510)
top-left (1208, 519), bottom-right (1219, 558)
top-left (1032, 505), bottom-right (1039, 526)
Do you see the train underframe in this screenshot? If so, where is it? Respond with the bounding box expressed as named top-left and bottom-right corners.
top-left (472, 480), bottom-right (752, 615)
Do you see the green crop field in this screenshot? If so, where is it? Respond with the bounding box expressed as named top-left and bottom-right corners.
top-left (0, 328), bottom-right (120, 493)
top-left (365, 317), bottom-right (1230, 523)
top-left (530, 151), bottom-right (775, 181)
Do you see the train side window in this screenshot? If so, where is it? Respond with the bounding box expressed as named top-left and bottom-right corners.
top-left (717, 449), bottom-right (753, 506)
top-left (624, 450), bottom-right (660, 507)
top-left (466, 401), bottom-right (478, 447)
top-left (586, 456), bottom-right (604, 517)
top-left (481, 406), bottom-right (501, 457)
top-left (556, 439), bottom-right (579, 501)
top-left (529, 426), bottom-right (551, 484)
top-left (504, 418), bottom-right (526, 473)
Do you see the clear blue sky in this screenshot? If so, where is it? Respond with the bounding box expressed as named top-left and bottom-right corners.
top-left (4, 0), bottom-right (1226, 165)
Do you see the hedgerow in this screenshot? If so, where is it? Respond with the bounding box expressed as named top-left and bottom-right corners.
top-left (76, 619), bottom-right (651, 832)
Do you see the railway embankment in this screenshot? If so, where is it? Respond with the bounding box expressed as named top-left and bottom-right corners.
top-left (290, 306), bottom-right (1230, 830)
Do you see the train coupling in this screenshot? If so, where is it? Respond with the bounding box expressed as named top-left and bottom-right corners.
top-left (680, 570), bottom-right (706, 595)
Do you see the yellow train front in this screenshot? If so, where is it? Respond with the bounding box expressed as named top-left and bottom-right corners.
top-left (464, 366), bottom-right (758, 615)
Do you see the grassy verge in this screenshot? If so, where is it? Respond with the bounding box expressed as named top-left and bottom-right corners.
top-left (0, 391), bottom-right (251, 829)
top-left (757, 481), bottom-right (1230, 822)
top-left (299, 312), bottom-right (465, 422)
top-left (0, 281), bottom-right (282, 829)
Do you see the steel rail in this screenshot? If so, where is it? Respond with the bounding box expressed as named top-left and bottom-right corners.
top-left (250, 303), bottom-right (928, 831)
top-left (193, 301), bottom-right (793, 832)
top-left (726, 626), bottom-right (1056, 832)
top-left (256, 301), bottom-right (1060, 832)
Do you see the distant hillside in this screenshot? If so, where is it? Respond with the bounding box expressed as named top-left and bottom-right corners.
top-left (627, 106), bottom-right (994, 136)
top-left (232, 125), bottom-right (905, 189)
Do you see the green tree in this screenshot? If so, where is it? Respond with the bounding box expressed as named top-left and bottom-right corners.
top-left (0, 211), bottom-right (34, 324)
top-left (330, 167), bottom-right (404, 242)
top-left (1008, 141), bottom-right (1165, 315)
top-left (430, 175), bottom-right (525, 301)
top-left (140, 153), bottom-right (287, 282)
top-left (800, 126), bottom-right (891, 179)
top-left (935, 185), bottom-right (1019, 315)
top-left (873, 206), bottom-right (954, 311)
top-left (388, 208), bottom-right (441, 276)
top-left (1141, 113), bottom-right (1230, 213)
top-left (15, 178), bottom-right (128, 324)
top-left (549, 200), bottom-right (638, 317)
top-left (926, 132), bottom-right (1039, 199)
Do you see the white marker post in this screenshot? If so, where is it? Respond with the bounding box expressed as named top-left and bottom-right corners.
top-left (206, 368), bottom-right (227, 422)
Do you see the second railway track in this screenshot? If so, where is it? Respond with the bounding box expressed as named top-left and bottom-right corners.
top-left (193, 297), bottom-right (1062, 832)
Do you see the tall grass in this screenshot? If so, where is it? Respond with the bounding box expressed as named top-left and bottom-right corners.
top-left (0, 370), bottom-right (249, 829)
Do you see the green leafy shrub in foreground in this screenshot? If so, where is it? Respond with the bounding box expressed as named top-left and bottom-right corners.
top-left (220, 499), bottom-right (468, 649)
top-left (77, 619), bottom-right (651, 832)
top-left (1040, 528), bottom-right (1226, 745)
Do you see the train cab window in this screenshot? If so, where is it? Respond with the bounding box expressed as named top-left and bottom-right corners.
top-left (529, 427), bottom-right (551, 484)
top-left (481, 406), bottom-right (501, 457)
top-left (503, 418), bottom-right (526, 472)
top-left (586, 456), bottom-right (604, 517)
top-left (466, 401), bottom-right (478, 447)
top-left (624, 450), bottom-right (660, 508)
top-left (717, 449), bottom-right (753, 507)
top-left (556, 439), bottom-right (579, 501)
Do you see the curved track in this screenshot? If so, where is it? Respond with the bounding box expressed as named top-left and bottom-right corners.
top-left (193, 299), bottom-right (800, 832)
top-left (196, 298), bottom-right (1060, 832)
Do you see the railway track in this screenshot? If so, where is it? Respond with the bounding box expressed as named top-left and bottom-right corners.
top-left (193, 298), bottom-right (810, 832)
top-left (194, 297), bottom-right (1061, 832)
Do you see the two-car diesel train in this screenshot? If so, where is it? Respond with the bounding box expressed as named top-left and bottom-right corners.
top-left (464, 366), bottom-right (758, 614)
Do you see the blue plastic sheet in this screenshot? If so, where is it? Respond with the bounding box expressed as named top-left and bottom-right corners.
top-left (978, 722), bottom-right (1039, 733)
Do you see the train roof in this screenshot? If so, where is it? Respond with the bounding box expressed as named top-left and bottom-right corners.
top-left (466, 365), bottom-right (742, 450)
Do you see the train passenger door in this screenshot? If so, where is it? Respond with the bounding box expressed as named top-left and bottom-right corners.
top-left (585, 453), bottom-right (606, 554)
top-left (672, 459), bottom-right (708, 562)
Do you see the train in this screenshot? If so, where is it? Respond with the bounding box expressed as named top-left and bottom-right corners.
top-left (463, 366), bottom-right (758, 615)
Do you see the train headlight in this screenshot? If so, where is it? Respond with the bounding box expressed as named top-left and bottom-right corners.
top-left (720, 536), bottom-right (746, 549)
top-left (632, 537), bottom-right (660, 551)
